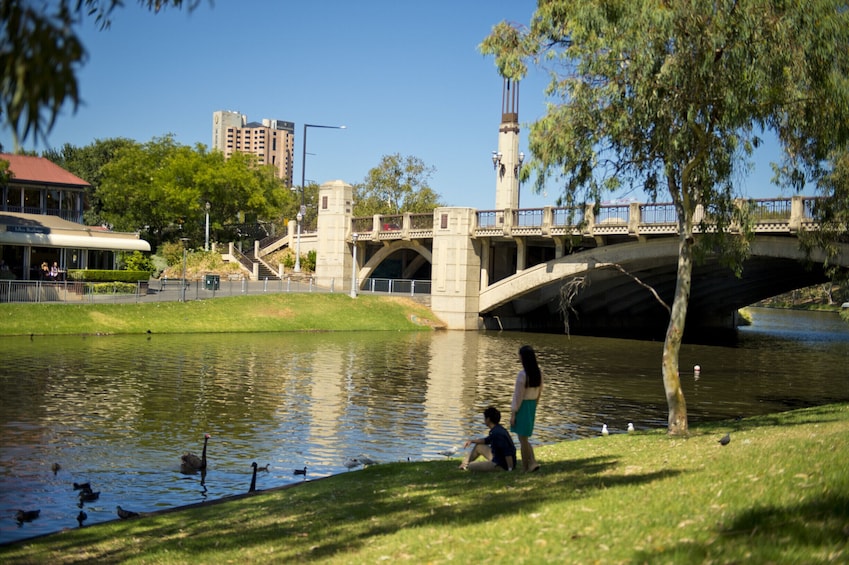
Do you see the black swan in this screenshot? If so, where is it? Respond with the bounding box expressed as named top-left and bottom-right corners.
top-left (78, 490), bottom-right (100, 502)
top-left (16, 509), bottom-right (40, 523)
top-left (293, 466), bottom-right (307, 476)
top-left (117, 505), bottom-right (139, 519)
top-left (181, 433), bottom-right (210, 474)
top-left (249, 461), bottom-right (258, 492)
top-left (73, 482), bottom-right (91, 491)
top-left (77, 510), bottom-right (87, 527)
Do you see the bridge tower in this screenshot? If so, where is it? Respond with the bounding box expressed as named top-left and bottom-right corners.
top-left (493, 79), bottom-right (523, 210)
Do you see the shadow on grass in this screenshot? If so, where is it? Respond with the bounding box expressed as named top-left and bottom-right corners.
top-left (0, 454), bottom-right (683, 563)
top-left (691, 403), bottom-right (848, 435)
top-left (631, 494), bottom-right (849, 563)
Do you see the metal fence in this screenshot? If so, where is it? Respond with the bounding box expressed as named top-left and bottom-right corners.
top-left (0, 276), bottom-right (432, 304)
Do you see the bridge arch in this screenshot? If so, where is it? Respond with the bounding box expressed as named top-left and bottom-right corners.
top-left (358, 240), bottom-right (433, 283)
top-left (479, 236), bottom-right (849, 334)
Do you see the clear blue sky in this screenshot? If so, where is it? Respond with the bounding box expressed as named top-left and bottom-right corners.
top-left (2, 0), bottom-right (793, 210)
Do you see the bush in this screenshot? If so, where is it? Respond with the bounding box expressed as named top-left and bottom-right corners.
top-left (159, 241), bottom-right (187, 267)
top-left (122, 251), bottom-right (155, 273)
top-left (68, 269), bottom-right (151, 283)
top-left (90, 282), bottom-right (138, 294)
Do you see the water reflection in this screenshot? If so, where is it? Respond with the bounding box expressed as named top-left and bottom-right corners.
top-left (1, 307), bottom-right (847, 544)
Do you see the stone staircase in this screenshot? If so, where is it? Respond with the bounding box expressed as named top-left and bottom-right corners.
top-left (246, 251), bottom-right (280, 281)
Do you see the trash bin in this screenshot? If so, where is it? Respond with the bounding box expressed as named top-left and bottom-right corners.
top-left (204, 274), bottom-right (220, 291)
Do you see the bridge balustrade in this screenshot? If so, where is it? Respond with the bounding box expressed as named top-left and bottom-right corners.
top-left (551, 206), bottom-right (585, 228)
top-left (640, 202), bottom-right (678, 224)
top-left (348, 196), bottom-right (820, 244)
top-left (515, 208), bottom-right (544, 228)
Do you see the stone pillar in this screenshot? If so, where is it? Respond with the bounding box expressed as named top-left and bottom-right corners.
top-left (315, 180), bottom-right (354, 289)
top-left (430, 207), bottom-right (482, 330)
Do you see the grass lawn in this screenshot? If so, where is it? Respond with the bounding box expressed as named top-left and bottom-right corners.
top-left (0, 293), bottom-right (442, 336)
top-left (2, 403), bottom-right (847, 564)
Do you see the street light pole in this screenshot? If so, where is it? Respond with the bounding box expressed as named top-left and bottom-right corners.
top-left (180, 237), bottom-right (190, 302)
top-left (295, 123), bottom-right (346, 273)
top-left (204, 201), bottom-right (210, 251)
top-left (350, 233), bottom-right (359, 298)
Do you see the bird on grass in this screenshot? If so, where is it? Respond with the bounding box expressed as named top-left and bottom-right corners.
top-left (181, 433), bottom-right (211, 474)
top-left (627, 423), bottom-right (635, 433)
top-left (249, 461), bottom-right (258, 493)
top-left (77, 510), bottom-right (87, 527)
top-left (601, 424), bottom-right (609, 437)
top-left (293, 466), bottom-right (307, 477)
top-left (437, 446), bottom-right (459, 458)
top-left (358, 454), bottom-right (378, 467)
top-left (343, 458), bottom-right (361, 471)
top-left (16, 509), bottom-right (40, 524)
top-left (116, 506), bottom-right (139, 519)
top-left (718, 433), bottom-right (731, 446)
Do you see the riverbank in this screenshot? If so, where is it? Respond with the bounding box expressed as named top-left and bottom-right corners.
top-left (0, 293), bottom-right (444, 336)
top-left (2, 403), bottom-right (846, 563)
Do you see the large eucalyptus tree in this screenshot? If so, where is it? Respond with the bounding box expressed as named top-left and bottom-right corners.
top-left (481, 0), bottom-right (849, 435)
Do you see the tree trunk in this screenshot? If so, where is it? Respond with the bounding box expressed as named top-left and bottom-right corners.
top-left (662, 233), bottom-right (692, 436)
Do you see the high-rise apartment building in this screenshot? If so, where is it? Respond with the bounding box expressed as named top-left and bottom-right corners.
top-left (212, 110), bottom-right (295, 186)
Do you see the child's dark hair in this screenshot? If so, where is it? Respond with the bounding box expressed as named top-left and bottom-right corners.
top-left (483, 406), bottom-right (501, 424)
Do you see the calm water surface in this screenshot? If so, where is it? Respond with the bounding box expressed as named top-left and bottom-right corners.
top-left (1, 307), bottom-right (847, 544)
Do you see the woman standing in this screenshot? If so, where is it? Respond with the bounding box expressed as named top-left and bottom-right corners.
top-left (511, 345), bottom-right (542, 472)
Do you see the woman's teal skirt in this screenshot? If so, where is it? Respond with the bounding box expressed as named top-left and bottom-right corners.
top-left (511, 399), bottom-right (538, 437)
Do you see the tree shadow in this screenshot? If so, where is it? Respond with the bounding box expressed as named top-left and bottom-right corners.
top-left (631, 494), bottom-right (849, 563)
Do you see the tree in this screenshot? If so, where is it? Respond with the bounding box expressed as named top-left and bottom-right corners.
top-left (42, 138), bottom-right (135, 225)
top-left (353, 154), bottom-right (444, 217)
top-left (97, 135), bottom-right (287, 251)
top-left (481, 0), bottom-right (849, 435)
top-left (0, 0), bottom-right (202, 151)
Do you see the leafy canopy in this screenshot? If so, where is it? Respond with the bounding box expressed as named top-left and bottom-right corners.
top-left (97, 135), bottom-right (289, 251)
top-left (353, 154), bottom-right (444, 217)
top-left (0, 0), bottom-right (203, 151)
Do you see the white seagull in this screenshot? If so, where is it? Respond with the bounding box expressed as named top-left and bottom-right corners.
top-left (627, 423), bottom-right (635, 433)
top-left (601, 424), bottom-right (609, 437)
top-left (343, 458), bottom-right (361, 471)
top-left (358, 454), bottom-right (378, 467)
top-left (437, 446), bottom-right (459, 458)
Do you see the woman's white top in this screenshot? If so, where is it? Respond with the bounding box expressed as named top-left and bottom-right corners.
top-left (511, 370), bottom-right (542, 413)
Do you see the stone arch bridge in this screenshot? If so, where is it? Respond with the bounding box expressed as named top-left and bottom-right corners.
top-left (253, 181), bottom-right (848, 334)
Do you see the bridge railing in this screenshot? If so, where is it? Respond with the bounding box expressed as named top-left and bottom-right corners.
top-left (350, 196), bottom-right (821, 241)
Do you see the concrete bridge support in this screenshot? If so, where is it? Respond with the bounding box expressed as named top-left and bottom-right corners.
top-left (430, 207), bottom-right (483, 330)
top-left (315, 180), bottom-right (355, 290)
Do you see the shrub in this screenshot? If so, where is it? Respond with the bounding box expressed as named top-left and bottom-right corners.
top-left (68, 270), bottom-right (151, 283)
top-left (90, 282), bottom-right (138, 294)
top-left (122, 251), bottom-right (155, 273)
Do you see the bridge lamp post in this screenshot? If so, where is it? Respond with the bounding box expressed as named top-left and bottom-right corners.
top-left (350, 233), bottom-right (359, 298)
top-left (204, 201), bottom-right (210, 251)
top-left (296, 123), bottom-right (346, 272)
top-left (180, 237), bottom-right (190, 303)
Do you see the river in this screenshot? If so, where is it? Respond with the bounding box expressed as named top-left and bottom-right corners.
top-left (1, 307), bottom-right (847, 544)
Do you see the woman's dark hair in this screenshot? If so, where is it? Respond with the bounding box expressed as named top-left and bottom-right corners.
top-left (519, 345), bottom-right (542, 388)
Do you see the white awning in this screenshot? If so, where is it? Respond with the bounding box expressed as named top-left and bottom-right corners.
top-left (0, 230), bottom-right (151, 251)
top-left (0, 211), bottom-right (151, 252)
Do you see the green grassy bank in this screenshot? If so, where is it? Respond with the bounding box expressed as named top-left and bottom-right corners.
top-left (2, 404), bottom-right (847, 564)
top-left (0, 294), bottom-right (442, 336)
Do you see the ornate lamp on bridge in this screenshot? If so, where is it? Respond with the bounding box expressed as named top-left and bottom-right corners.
top-left (296, 123), bottom-right (346, 272)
